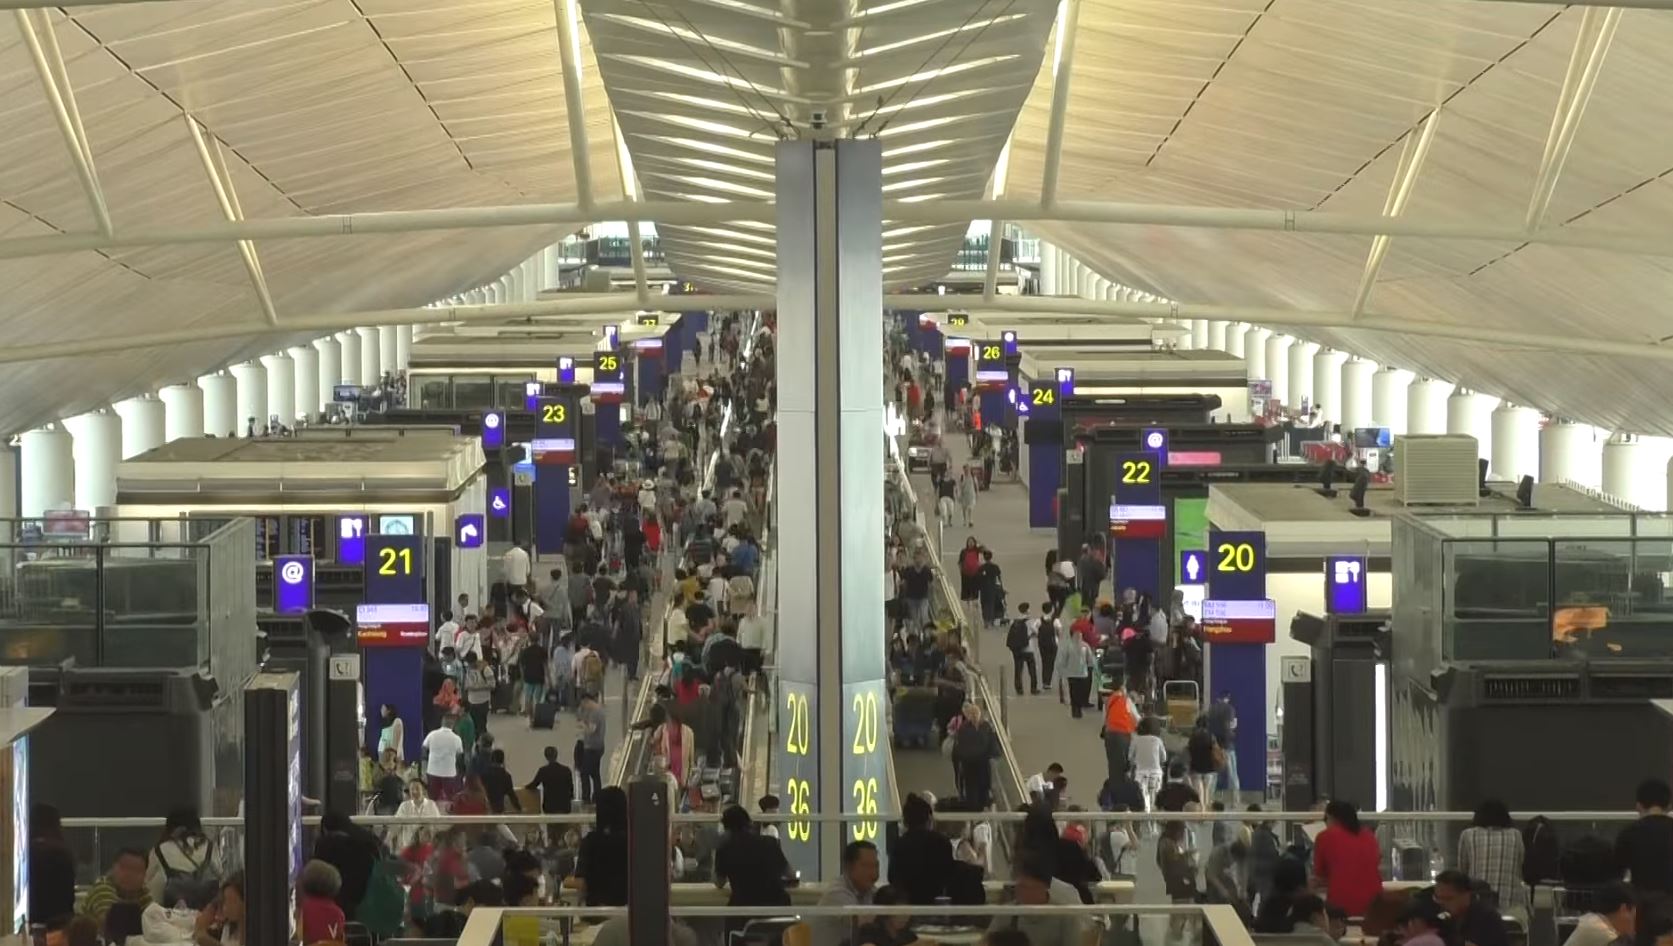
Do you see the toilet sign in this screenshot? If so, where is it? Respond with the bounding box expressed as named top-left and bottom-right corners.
top-left (1326, 555), bottom-right (1368, 614)
top-left (1179, 550), bottom-right (1207, 585)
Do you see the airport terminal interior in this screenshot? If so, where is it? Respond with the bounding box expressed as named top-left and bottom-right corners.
top-left (8, 0), bottom-right (1673, 945)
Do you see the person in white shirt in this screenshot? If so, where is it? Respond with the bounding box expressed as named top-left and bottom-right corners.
top-left (1129, 721), bottom-right (1168, 812)
top-left (720, 490), bottom-right (749, 530)
top-left (638, 480), bottom-right (658, 517)
top-left (1561, 883), bottom-right (1636, 946)
top-left (452, 618), bottom-right (483, 662)
top-left (392, 779), bottom-right (442, 851)
top-left (434, 611), bottom-right (460, 655)
top-left (1024, 763), bottom-right (1065, 802)
top-left (422, 719), bottom-right (465, 802)
top-left (502, 543), bottom-right (532, 590)
top-left (707, 574), bottom-right (729, 613)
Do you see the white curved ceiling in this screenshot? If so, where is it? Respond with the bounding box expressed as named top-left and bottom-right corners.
top-left (4, 0), bottom-right (1673, 442)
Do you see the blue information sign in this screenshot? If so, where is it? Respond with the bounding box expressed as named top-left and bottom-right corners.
top-left (1326, 555), bottom-right (1368, 614)
top-left (1056, 367), bottom-right (1075, 396)
top-left (557, 356), bottom-right (576, 385)
top-left (1142, 427), bottom-right (1170, 466)
top-left (524, 381), bottom-right (542, 411)
top-left (1179, 550), bottom-right (1208, 585)
top-left (1207, 530), bottom-right (1267, 601)
top-left (488, 487), bottom-right (511, 518)
top-left (274, 555), bottom-right (313, 614)
top-left (455, 514), bottom-right (485, 549)
top-left (365, 534), bottom-right (425, 603)
top-left (1001, 330), bottom-right (1019, 356)
top-left (337, 514), bottom-right (366, 565)
top-left (481, 410), bottom-right (505, 450)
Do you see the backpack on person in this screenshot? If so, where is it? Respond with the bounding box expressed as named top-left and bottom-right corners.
top-left (355, 858), bottom-right (407, 938)
top-left (1523, 815), bottom-right (1562, 885)
top-left (578, 651), bottom-right (605, 695)
top-left (154, 839), bottom-right (217, 906)
top-left (1006, 618), bottom-right (1031, 654)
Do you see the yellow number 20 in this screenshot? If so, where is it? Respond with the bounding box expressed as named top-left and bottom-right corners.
top-left (785, 691), bottom-right (810, 756)
top-left (1121, 459), bottom-right (1152, 484)
top-left (542, 403), bottom-right (567, 425)
top-left (851, 691), bottom-right (879, 756)
top-left (377, 546), bottom-right (412, 576)
top-left (1217, 542), bottom-right (1256, 572)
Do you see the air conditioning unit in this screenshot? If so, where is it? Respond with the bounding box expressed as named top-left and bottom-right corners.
top-left (1396, 434), bottom-right (1481, 506)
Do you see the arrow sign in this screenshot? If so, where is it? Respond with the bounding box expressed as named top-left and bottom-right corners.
top-left (455, 513), bottom-right (485, 549)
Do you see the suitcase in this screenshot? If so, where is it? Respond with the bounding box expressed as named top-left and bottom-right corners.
top-left (532, 695), bottom-right (559, 730)
top-left (491, 673), bottom-right (516, 714)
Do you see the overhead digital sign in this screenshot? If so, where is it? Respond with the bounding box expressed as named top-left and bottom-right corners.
top-left (1108, 503), bottom-right (1168, 539)
top-left (355, 603), bottom-right (431, 648)
top-left (481, 410), bottom-right (505, 450)
top-left (274, 555), bottom-right (314, 615)
top-left (592, 352), bottom-right (625, 404)
top-left (1201, 598), bottom-right (1278, 644)
top-left (974, 341), bottom-right (1007, 390)
top-left (946, 313), bottom-right (969, 328)
top-left (1326, 555), bottom-right (1368, 614)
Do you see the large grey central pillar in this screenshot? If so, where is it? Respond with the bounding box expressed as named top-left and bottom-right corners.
top-left (775, 139), bottom-right (891, 880)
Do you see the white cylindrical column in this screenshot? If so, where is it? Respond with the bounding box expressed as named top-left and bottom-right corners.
top-left (159, 384), bottom-right (204, 442)
top-left (1040, 243), bottom-right (1057, 295)
top-left (1602, 436), bottom-right (1658, 509)
top-left (1207, 320), bottom-right (1227, 351)
top-left (1191, 319), bottom-right (1210, 349)
top-left (19, 427), bottom-right (73, 518)
top-left (0, 445), bottom-right (15, 523)
top-left (289, 346), bottom-right (319, 421)
top-left (1406, 378), bottom-right (1453, 435)
top-left (1540, 421), bottom-right (1603, 487)
top-left (1245, 327), bottom-right (1271, 380)
top-left (112, 396), bottom-right (165, 459)
top-left (65, 411), bottom-right (120, 511)
top-left (1175, 319), bottom-right (1194, 350)
top-left (231, 361), bottom-right (267, 436)
top-left (1225, 323), bottom-right (1247, 358)
top-left (396, 326), bottom-right (413, 371)
top-left (315, 335), bottom-right (343, 400)
top-left (1340, 359), bottom-right (1374, 432)
top-left (1312, 349), bottom-right (1346, 424)
top-left (262, 353), bottom-right (295, 426)
top-left (358, 327), bottom-right (381, 383)
top-left (1266, 335), bottom-right (1292, 407)
top-left (1372, 367), bottom-right (1412, 435)
top-left (338, 331), bottom-right (362, 386)
top-left (198, 374), bottom-right (237, 438)
top-left (1490, 404), bottom-right (1540, 483)
top-left (1447, 390), bottom-right (1499, 461)
top-left (1287, 340), bottom-right (1316, 411)
top-left (379, 325), bottom-right (399, 373)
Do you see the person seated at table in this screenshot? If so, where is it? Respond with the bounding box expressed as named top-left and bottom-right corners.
top-left (854, 885), bottom-right (921, 946)
top-left (890, 794), bottom-right (953, 904)
top-left (989, 853), bottom-right (1084, 946)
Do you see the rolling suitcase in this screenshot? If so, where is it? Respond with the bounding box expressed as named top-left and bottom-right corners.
top-left (532, 693), bottom-right (560, 730)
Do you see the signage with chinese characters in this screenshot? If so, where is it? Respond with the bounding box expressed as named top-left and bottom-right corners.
top-left (336, 515), bottom-right (366, 565)
top-left (1179, 550), bottom-right (1208, 585)
top-left (489, 487), bottom-right (511, 518)
top-left (355, 603), bottom-right (431, 648)
top-left (1201, 598), bottom-right (1278, 644)
top-left (481, 411), bottom-right (505, 450)
top-left (1108, 503), bottom-right (1168, 539)
top-left (1326, 555), bottom-right (1368, 614)
top-left (455, 514), bottom-right (485, 549)
top-left (274, 555), bottom-right (313, 614)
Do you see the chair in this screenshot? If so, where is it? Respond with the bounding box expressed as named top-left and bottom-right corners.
top-left (783, 922), bottom-right (813, 946)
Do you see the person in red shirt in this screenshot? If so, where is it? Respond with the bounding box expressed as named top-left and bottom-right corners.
top-left (1312, 800), bottom-right (1384, 917)
top-left (298, 860), bottom-right (347, 945)
top-left (1071, 607), bottom-right (1098, 649)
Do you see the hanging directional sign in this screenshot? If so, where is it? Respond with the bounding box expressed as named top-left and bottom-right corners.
top-left (1179, 550), bottom-right (1208, 586)
top-left (488, 487), bottom-right (512, 519)
top-left (455, 514), bottom-right (485, 549)
top-left (481, 411), bottom-right (505, 450)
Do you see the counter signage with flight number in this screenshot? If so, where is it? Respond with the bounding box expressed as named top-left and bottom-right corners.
top-left (1028, 381), bottom-right (1058, 410)
top-left (1113, 451), bottom-right (1163, 506)
top-left (591, 353), bottom-right (625, 404)
top-left (1326, 555), bottom-right (1368, 614)
top-left (1207, 530), bottom-right (1267, 602)
top-left (355, 603), bottom-right (431, 647)
top-left (947, 313), bottom-right (969, 328)
top-left (364, 534), bottom-right (424, 603)
top-left (1108, 503), bottom-right (1168, 539)
top-left (636, 313), bottom-right (659, 327)
top-left (1200, 598), bottom-right (1278, 644)
top-left (532, 398), bottom-right (577, 465)
top-left (777, 680), bottom-right (821, 877)
top-left (842, 680), bottom-right (889, 846)
top-left (974, 341), bottom-right (1008, 390)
